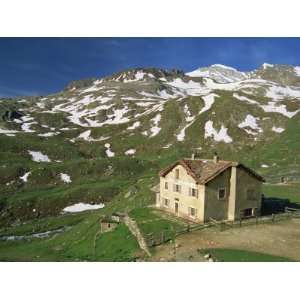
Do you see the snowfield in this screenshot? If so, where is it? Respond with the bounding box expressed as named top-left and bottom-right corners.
top-left (28, 150), bottom-right (51, 162)
top-left (62, 202), bottom-right (105, 213)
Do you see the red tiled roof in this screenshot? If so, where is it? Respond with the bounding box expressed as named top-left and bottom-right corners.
top-left (159, 159), bottom-right (264, 184)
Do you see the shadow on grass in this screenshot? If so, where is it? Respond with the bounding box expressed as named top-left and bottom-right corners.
top-left (261, 195), bottom-right (300, 216)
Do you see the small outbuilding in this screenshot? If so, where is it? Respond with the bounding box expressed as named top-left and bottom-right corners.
top-left (100, 216), bottom-right (119, 233)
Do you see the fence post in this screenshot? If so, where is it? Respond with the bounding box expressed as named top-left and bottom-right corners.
top-left (272, 213), bottom-right (275, 223)
top-left (160, 231), bottom-right (164, 244)
top-left (256, 215), bottom-right (258, 225)
top-left (239, 217), bottom-right (242, 227)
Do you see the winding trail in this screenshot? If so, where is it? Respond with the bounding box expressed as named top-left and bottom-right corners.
top-left (124, 214), bottom-right (151, 257)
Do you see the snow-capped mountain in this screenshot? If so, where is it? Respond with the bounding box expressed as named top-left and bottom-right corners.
top-left (186, 64), bottom-right (249, 83)
top-left (1, 63), bottom-right (300, 183)
top-left (2, 62), bottom-right (300, 222)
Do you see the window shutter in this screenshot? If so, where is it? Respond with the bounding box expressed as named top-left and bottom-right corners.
top-left (196, 189), bottom-right (198, 198)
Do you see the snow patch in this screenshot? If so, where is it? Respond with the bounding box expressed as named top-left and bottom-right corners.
top-left (294, 66), bottom-right (300, 76)
top-left (238, 114), bottom-right (262, 133)
top-left (60, 173), bottom-right (72, 183)
top-left (261, 101), bottom-right (299, 118)
top-left (20, 171), bottom-right (31, 182)
top-left (0, 128), bottom-right (19, 136)
top-left (272, 126), bottom-right (285, 133)
top-left (127, 121), bottom-right (141, 130)
top-left (104, 143), bottom-right (115, 157)
top-left (204, 121), bottom-right (232, 143)
top-left (28, 151), bottom-right (51, 162)
top-left (125, 149), bottom-right (136, 155)
top-left (262, 63), bottom-right (274, 69)
top-left (149, 114), bottom-right (161, 137)
top-left (62, 202), bottom-right (105, 213)
top-left (38, 132), bottom-right (59, 137)
top-left (200, 93), bottom-right (219, 114)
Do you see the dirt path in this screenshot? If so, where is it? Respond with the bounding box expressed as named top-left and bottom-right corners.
top-left (124, 214), bottom-right (151, 257)
top-left (150, 218), bottom-right (300, 261)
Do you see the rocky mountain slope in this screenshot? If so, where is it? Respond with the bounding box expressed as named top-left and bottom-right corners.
top-left (1, 63), bottom-right (300, 223)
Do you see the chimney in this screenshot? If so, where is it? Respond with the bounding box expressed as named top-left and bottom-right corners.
top-left (191, 153), bottom-right (195, 160)
top-left (213, 152), bottom-right (219, 163)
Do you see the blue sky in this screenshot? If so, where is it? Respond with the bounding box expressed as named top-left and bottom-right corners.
top-left (1, 37), bottom-right (300, 97)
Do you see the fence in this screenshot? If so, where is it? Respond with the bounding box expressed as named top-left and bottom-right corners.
top-left (144, 207), bottom-right (300, 247)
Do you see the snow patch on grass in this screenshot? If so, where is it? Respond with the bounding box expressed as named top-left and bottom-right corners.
top-left (125, 149), bottom-right (136, 155)
top-left (149, 114), bottom-right (161, 137)
top-left (20, 171), bottom-right (31, 182)
top-left (60, 173), bottom-right (72, 183)
top-left (104, 143), bottom-right (115, 157)
top-left (261, 102), bottom-right (299, 118)
top-left (38, 132), bottom-right (60, 137)
top-left (127, 121), bottom-right (140, 130)
top-left (62, 202), bottom-right (105, 213)
top-left (204, 121), bottom-right (232, 143)
top-left (261, 164), bottom-right (269, 168)
top-left (200, 93), bottom-right (219, 114)
top-left (28, 150), bottom-right (51, 162)
top-left (272, 126), bottom-right (285, 133)
top-left (238, 114), bottom-right (262, 133)
top-left (0, 128), bottom-right (19, 136)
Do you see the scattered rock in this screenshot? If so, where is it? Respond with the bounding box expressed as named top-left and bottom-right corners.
top-left (204, 253), bottom-right (211, 259)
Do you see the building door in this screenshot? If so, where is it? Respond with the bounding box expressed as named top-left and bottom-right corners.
top-left (175, 202), bottom-right (179, 215)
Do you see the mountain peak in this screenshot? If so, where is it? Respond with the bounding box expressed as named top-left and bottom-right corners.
top-left (186, 64), bottom-right (248, 83)
top-left (262, 63), bottom-right (274, 69)
top-left (210, 64), bottom-right (238, 71)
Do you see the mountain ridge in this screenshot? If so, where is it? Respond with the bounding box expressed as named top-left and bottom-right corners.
top-left (1, 62), bottom-right (300, 222)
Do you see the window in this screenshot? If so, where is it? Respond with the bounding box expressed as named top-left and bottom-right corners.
top-left (175, 169), bottom-right (179, 179)
top-left (173, 184), bottom-right (181, 193)
top-left (189, 187), bottom-right (198, 198)
top-left (164, 198), bottom-right (169, 207)
top-left (242, 208), bottom-right (253, 217)
top-left (165, 181), bottom-right (168, 190)
top-left (247, 189), bottom-right (255, 200)
top-left (218, 187), bottom-right (226, 200)
top-left (188, 207), bottom-right (197, 218)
